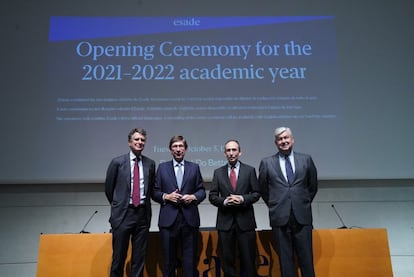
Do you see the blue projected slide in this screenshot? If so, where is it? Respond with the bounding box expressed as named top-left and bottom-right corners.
top-left (43, 16), bottom-right (344, 181)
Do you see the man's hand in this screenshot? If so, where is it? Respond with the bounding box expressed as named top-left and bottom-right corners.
top-left (165, 189), bottom-right (183, 203)
top-left (181, 194), bottom-right (197, 204)
top-left (225, 194), bottom-right (244, 206)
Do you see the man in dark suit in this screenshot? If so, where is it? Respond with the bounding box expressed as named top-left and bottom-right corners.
top-left (105, 128), bottom-right (156, 277)
top-left (152, 135), bottom-right (206, 277)
top-left (259, 127), bottom-right (318, 277)
top-left (209, 139), bottom-right (261, 277)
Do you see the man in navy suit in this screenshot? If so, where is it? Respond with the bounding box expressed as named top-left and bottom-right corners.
top-left (152, 135), bottom-right (206, 277)
top-left (209, 139), bottom-right (261, 277)
top-left (105, 128), bottom-right (156, 277)
top-left (259, 127), bottom-right (318, 277)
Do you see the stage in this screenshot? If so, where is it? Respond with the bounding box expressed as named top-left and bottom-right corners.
top-left (37, 228), bottom-right (393, 276)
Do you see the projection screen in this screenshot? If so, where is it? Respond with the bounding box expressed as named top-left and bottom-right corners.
top-left (1, 1), bottom-right (412, 183)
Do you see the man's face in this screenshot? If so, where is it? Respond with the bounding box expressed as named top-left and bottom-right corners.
top-left (128, 132), bottom-right (146, 154)
top-left (224, 141), bottom-right (241, 166)
top-left (170, 140), bottom-right (186, 162)
top-left (275, 130), bottom-right (294, 155)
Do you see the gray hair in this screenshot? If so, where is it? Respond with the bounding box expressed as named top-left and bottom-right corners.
top-left (274, 127), bottom-right (293, 138)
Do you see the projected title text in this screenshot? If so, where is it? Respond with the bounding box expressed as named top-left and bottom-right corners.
top-left (76, 40), bottom-right (311, 84)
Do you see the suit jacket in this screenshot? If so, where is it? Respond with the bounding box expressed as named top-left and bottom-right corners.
top-left (152, 160), bottom-right (206, 228)
top-left (209, 162), bottom-right (261, 231)
top-left (258, 152), bottom-right (318, 227)
top-left (105, 153), bottom-right (156, 229)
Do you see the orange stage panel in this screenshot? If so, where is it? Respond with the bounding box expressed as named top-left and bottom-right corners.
top-left (36, 229), bottom-right (393, 277)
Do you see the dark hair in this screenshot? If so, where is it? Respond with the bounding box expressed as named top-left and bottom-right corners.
top-left (169, 135), bottom-right (188, 150)
top-left (224, 139), bottom-right (241, 151)
top-left (128, 128), bottom-right (147, 141)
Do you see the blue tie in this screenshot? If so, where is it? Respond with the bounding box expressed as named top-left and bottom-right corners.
top-left (285, 155), bottom-right (294, 184)
top-left (176, 163), bottom-right (183, 189)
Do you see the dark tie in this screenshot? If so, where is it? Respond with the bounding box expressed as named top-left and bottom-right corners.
top-left (176, 163), bottom-right (183, 190)
top-left (285, 155), bottom-right (294, 184)
top-left (230, 166), bottom-right (237, 191)
top-left (132, 157), bottom-right (140, 206)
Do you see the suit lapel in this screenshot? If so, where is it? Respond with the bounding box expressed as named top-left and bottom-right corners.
top-left (273, 154), bottom-right (284, 178)
top-left (235, 163), bottom-right (248, 192)
top-left (181, 161), bottom-right (193, 190)
top-left (292, 153), bottom-right (301, 184)
top-left (220, 165), bottom-right (233, 192)
top-left (141, 156), bottom-right (150, 195)
top-left (122, 154), bottom-right (132, 192)
top-left (167, 161), bottom-right (178, 189)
